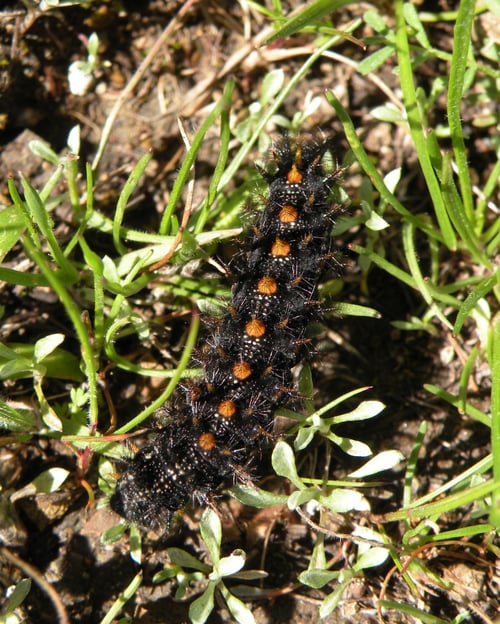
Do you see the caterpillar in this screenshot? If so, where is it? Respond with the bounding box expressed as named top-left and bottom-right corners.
top-left (110, 135), bottom-right (343, 530)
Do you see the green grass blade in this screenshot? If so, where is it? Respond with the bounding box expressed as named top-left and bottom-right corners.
top-left (490, 315), bottom-right (500, 528)
top-left (325, 91), bottom-right (444, 243)
top-left (113, 152), bottom-right (153, 255)
top-left (265, 0), bottom-right (353, 43)
top-left (20, 176), bottom-right (79, 283)
top-left (394, 0), bottom-right (455, 249)
top-left (99, 572), bottom-right (142, 624)
top-left (21, 236), bottom-right (99, 427)
top-left (447, 0), bottom-right (476, 225)
top-left (454, 271), bottom-right (498, 334)
top-left (441, 155), bottom-right (488, 267)
top-left (159, 80), bottom-right (235, 235)
top-left (402, 221), bottom-right (453, 329)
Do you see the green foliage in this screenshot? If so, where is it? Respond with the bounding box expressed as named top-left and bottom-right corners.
top-left (1, 0), bottom-right (498, 622)
top-left (153, 509), bottom-right (266, 624)
top-left (0, 579), bottom-right (31, 624)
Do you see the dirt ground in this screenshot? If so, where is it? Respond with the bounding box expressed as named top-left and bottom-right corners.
top-left (0, 1), bottom-right (498, 623)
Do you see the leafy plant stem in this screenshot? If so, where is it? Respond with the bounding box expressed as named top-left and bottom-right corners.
top-left (65, 156), bottom-right (81, 217)
top-left (194, 91), bottom-right (233, 234)
top-left (159, 80), bottom-right (235, 235)
top-left (113, 308), bottom-right (201, 434)
top-left (393, 0), bottom-right (455, 249)
top-left (480, 158), bottom-right (500, 239)
top-left (21, 235), bottom-right (100, 428)
top-left (446, 0), bottom-right (475, 225)
top-left (99, 571), bottom-right (143, 624)
top-left (402, 221), bottom-right (453, 329)
top-left (64, 163), bottom-right (95, 257)
top-left (490, 315), bottom-right (500, 527)
top-left (113, 153), bottom-right (153, 254)
top-left (19, 177), bottom-right (80, 283)
top-left (325, 90), bottom-right (443, 244)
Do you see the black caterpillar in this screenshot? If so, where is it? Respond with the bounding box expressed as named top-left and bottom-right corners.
top-left (110, 136), bottom-right (343, 529)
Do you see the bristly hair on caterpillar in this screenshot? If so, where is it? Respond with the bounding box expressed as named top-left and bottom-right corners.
top-left (110, 134), bottom-right (346, 531)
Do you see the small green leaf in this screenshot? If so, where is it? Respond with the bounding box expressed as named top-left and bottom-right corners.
top-left (0, 205), bottom-right (25, 262)
top-left (318, 577), bottom-right (352, 617)
top-left (354, 546), bottom-right (389, 570)
top-left (101, 523), bottom-right (127, 544)
top-left (224, 587), bottom-right (256, 624)
top-left (0, 342), bottom-right (83, 382)
top-left (29, 139), bottom-right (60, 165)
top-left (3, 578), bottom-right (31, 613)
top-left (230, 484), bottom-right (288, 508)
top-left (167, 547), bottom-right (211, 573)
top-left (333, 400), bottom-right (385, 424)
top-left (349, 450), bottom-right (405, 478)
top-left (102, 255), bottom-right (121, 285)
top-left (230, 569), bottom-right (268, 581)
top-left (357, 46), bottom-right (394, 75)
top-left (34, 334), bottom-right (65, 363)
top-left (352, 525), bottom-right (386, 549)
top-left (294, 425), bottom-right (315, 451)
top-left (35, 467), bottom-right (70, 492)
top-left (298, 363), bottom-right (314, 403)
top-left (0, 399), bottom-right (36, 431)
top-left (0, 358), bottom-right (33, 381)
top-left (287, 488), bottom-right (318, 510)
top-left (365, 212), bottom-right (391, 231)
top-left (200, 508), bottom-right (222, 566)
top-left (67, 125), bottom-right (81, 154)
top-left (260, 69), bottom-right (285, 106)
top-left (370, 104), bottom-right (404, 123)
top-left (197, 298), bottom-right (226, 317)
top-left (189, 581), bottom-right (216, 624)
top-left (327, 433), bottom-right (373, 457)
top-left (403, 2), bottom-right (430, 49)
top-left (11, 467), bottom-right (69, 501)
top-left (363, 9), bottom-right (390, 34)
top-left (272, 440), bottom-right (304, 489)
top-left (129, 523), bottom-right (142, 565)
top-left (213, 550), bottom-right (246, 578)
top-left (383, 168), bottom-right (402, 194)
top-left (321, 488), bottom-right (369, 513)
top-left (87, 32), bottom-right (99, 58)
top-left (266, 0), bottom-right (352, 42)
top-left (333, 302), bottom-right (381, 318)
top-left (299, 568), bottom-right (339, 588)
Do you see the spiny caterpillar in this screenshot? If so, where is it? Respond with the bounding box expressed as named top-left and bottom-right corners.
top-left (110, 136), bottom-right (344, 530)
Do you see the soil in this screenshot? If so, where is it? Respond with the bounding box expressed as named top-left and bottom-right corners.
top-left (0, 2), bottom-right (498, 623)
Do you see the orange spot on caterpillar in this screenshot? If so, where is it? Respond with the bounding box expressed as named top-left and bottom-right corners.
top-left (271, 238), bottom-right (291, 257)
top-left (279, 205), bottom-right (298, 223)
top-left (257, 276), bottom-right (278, 295)
top-left (287, 163), bottom-right (303, 184)
top-left (198, 432), bottom-right (216, 451)
top-left (217, 400), bottom-right (237, 419)
top-left (233, 361), bottom-right (252, 380)
top-left (246, 318), bottom-right (266, 338)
